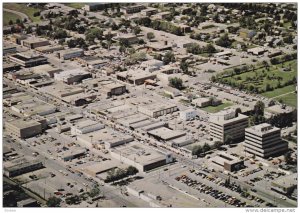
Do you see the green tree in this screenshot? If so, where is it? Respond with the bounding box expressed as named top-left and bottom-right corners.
top-left (126, 166), bottom-right (138, 176)
top-left (169, 77), bottom-right (183, 90)
top-left (89, 187), bottom-right (100, 198)
top-left (147, 32), bottom-right (155, 40)
top-left (192, 145), bottom-right (203, 156)
top-left (215, 33), bottom-right (232, 48)
top-left (224, 134), bottom-right (233, 145)
top-left (213, 141), bottom-right (223, 150)
top-left (133, 26), bottom-right (141, 35)
top-left (180, 60), bottom-right (189, 74)
top-left (203, 143), bottom-right (211, 153)
top-left (163, 51), bottom-right (175, 65)
top-left (47, 197), bottom-right (62, 207)
top-left (8, 20), bottom-right (13, 25)
top-left (235, 108), bottom-right (242, 117)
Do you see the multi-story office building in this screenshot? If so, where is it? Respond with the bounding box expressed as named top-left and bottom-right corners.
top-left (244, 123), bottom-right (288, 158)
top-left (209, 110), bottom-right (249, 143)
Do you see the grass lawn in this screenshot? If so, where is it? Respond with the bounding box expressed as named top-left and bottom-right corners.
top-left (261, 85), bottom-right (296, 98)
top-left (223, 59), bottom-right (297, 92)
top-left (275, 92), bottom-right (297, 108)
top-left (201, 102), bottom-right (233, 113)
top-left (3, 11), bottom-right (21, 25)
top-left (3, 3), bottom-right (41, 22)
top-left (64, 3), bottom-right (85, 9)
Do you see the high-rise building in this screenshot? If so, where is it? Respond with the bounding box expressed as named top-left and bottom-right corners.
top-left (244, 123), bottom-right (288, 158)
top-left (209, 110), bottom-right (249, 143)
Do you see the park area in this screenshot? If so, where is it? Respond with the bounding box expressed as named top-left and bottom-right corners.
top-left (221, 60), bottom-right (297, 107)
top-left (64, 3), bottom-right (85, 9)
top-left (3, 3), bottom-right (42, 22)
top-left (201, 102), bottom-right (233, 113)
top-left (3, 11), bottom-right (21, 25)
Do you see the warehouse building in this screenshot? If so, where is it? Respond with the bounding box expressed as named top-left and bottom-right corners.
top-left (61, 149), bottom-right (87, 161)
top-left (4, 157), bottom-right (43, 177)
top-left (148, 127), bottom-right (186, 142)
top-left (5, 119), bottom-right (42, 139)
top-left (138, 102), bottom-right (178, 118)
top-left (110, 142), bottom-right (173, 172)
top-left (211, 152), bottom-right (245, 172)
top-left (117, 70), bottom-right (157, 85)
top-left (209, 110), bottom-right (249, 143)
top-left (58, 48), bottom-right (84, 60)
top-left (9, 52), bottom-right (48, 67)
top-left (22, 38), bottom-right (50, 49)
top-left (31, 64), bottom-right (63, 78)
top-left (71, 120), bottom-right (105, 135)
top-left (244, 123), bottom-right (288, 158)
top-left (35, 45), bottom-right (64, 53)
top-left (54, 69), bottom-right (92, 85)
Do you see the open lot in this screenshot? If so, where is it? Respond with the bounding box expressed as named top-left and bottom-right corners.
top-left (275, 92), bottom-right (297, 108)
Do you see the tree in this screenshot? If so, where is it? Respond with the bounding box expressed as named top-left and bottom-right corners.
top-left (235, 108), bottom-right (242, 117)
top-left (192, 145), bottom-right (203, 156)
top-left (224, 134), bottom-right (233, 145)
top-left (203, 143), bottom-right (211, 153)
top-left (133, 26), bottom-right (141, 35)
top-left (16, 19), bottom-right (21, 24)
top-left (83, 10), bottom-right (87, 16)
top-left (147, 32), bottom-right (155, 40)
top-left (126, 166), bottom-right (138, 176)
top-left (89, 187), bottom-right (100, 198)
top-left (213, 141), bottom-right (223, 150)
top-left (215, 33), bottom-right (232, 48)
top-left (46, 197), bottom-right (62, 207)
top-left (169, 77), bottom-right (183, 90)
top-left (180, 60), bottom-right (189, 74)
top-left (8, 20), bottom-right (13, 25)
top-left (211, 76), bottom-right (216, 82)
top-left (163, 51), bottom-right (175, 65)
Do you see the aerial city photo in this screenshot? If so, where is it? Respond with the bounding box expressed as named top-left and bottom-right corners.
top-left (1, 1), bottom-right (298, 210)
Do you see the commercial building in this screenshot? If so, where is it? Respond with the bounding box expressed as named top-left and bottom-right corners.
top-left (180, 109), bottom-right (197, 121)
top-left (169, 136), bottom-right (195, 147)
top-left (5, 119), bottom-right (42, 139)
top-left (77, 128), bottom-right (134, 149)
top-left (148, 127), bottom-right (186, 142)
top-left (121, 4), bottom-right (146, 14)
top-left (61, 149), bottom-right (87, 161)
top-left (102, 82), bottom-right (127, 97)
top-left (22, 38), bottom-right (50, 49)
top-left (110, 142), bottom-right (173, 172)
top-left (31, 64), bottom-right (63, 78)
top-left (10, 34), bottom-right (28, 45)
top-left (117, 70), bottom-right (157, 85)
top-left (58, 48), bottom-right (84, 60)
top-left (271, 173), bottom-right (297, 195)
top-left (35, 45), bottom-right (64, 53)
top-left (3, 62), bottom-right (21, 72)
top-left (11, 101), bottom-right (56, 117)
top-left (140, 8), bottom-right (158, 16)
top-left (138, 102), bottom-right (178, 118)
top-left (9, 52), bottom-right (48, 67)
top-left (71, 120), bottom-right (105, 135)
top-left (247, 47), bottom-right (266, 55)
top-left (4, 158), bottom-right (43, 177)
top-left (244, 123), bottom-right (288, 158)
top-left (54, 69), bottom-right (92, 84)
top-left (83, 3), bottom-right (112, 11)
top-left (209, 110), bottom-right (249, 143)
top-left (211, 152), bottom-right (245, 172)
top-left (3, 44), bottom-right (17, 55)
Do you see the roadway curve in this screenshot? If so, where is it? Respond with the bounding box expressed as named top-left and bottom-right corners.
top-left (4, 8), bottom-right (32, 23)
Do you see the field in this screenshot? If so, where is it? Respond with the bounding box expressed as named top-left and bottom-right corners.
top-left (3, 3), bottom-right (41, 22)
top-left (201, 102), bottom-right (233, 113)
top-left (223, 60), bottom-right (296, 91)
top-left (261, 85), bottom-right (296, 98)
top-left (3, 11), bottom-right (21, 25)
top-left (275, 92), bottom-right (297, 108)
top-left (64, 3), bottom-right (85, 9)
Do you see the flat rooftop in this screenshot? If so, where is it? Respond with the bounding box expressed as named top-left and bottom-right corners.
top-left (111, 142), bottom-right (167, 166)
top-left (246, 123), bottom-right (280, 136)
top-left (6, 119), bottom-right (40, 129)
top-left (148, 127), bottom-right (186, 141)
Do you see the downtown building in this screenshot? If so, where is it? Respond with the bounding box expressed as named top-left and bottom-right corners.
top-left (209, 110), bottom-right (249, 143)
top-left (244, 123), bottom-right (288, 158)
